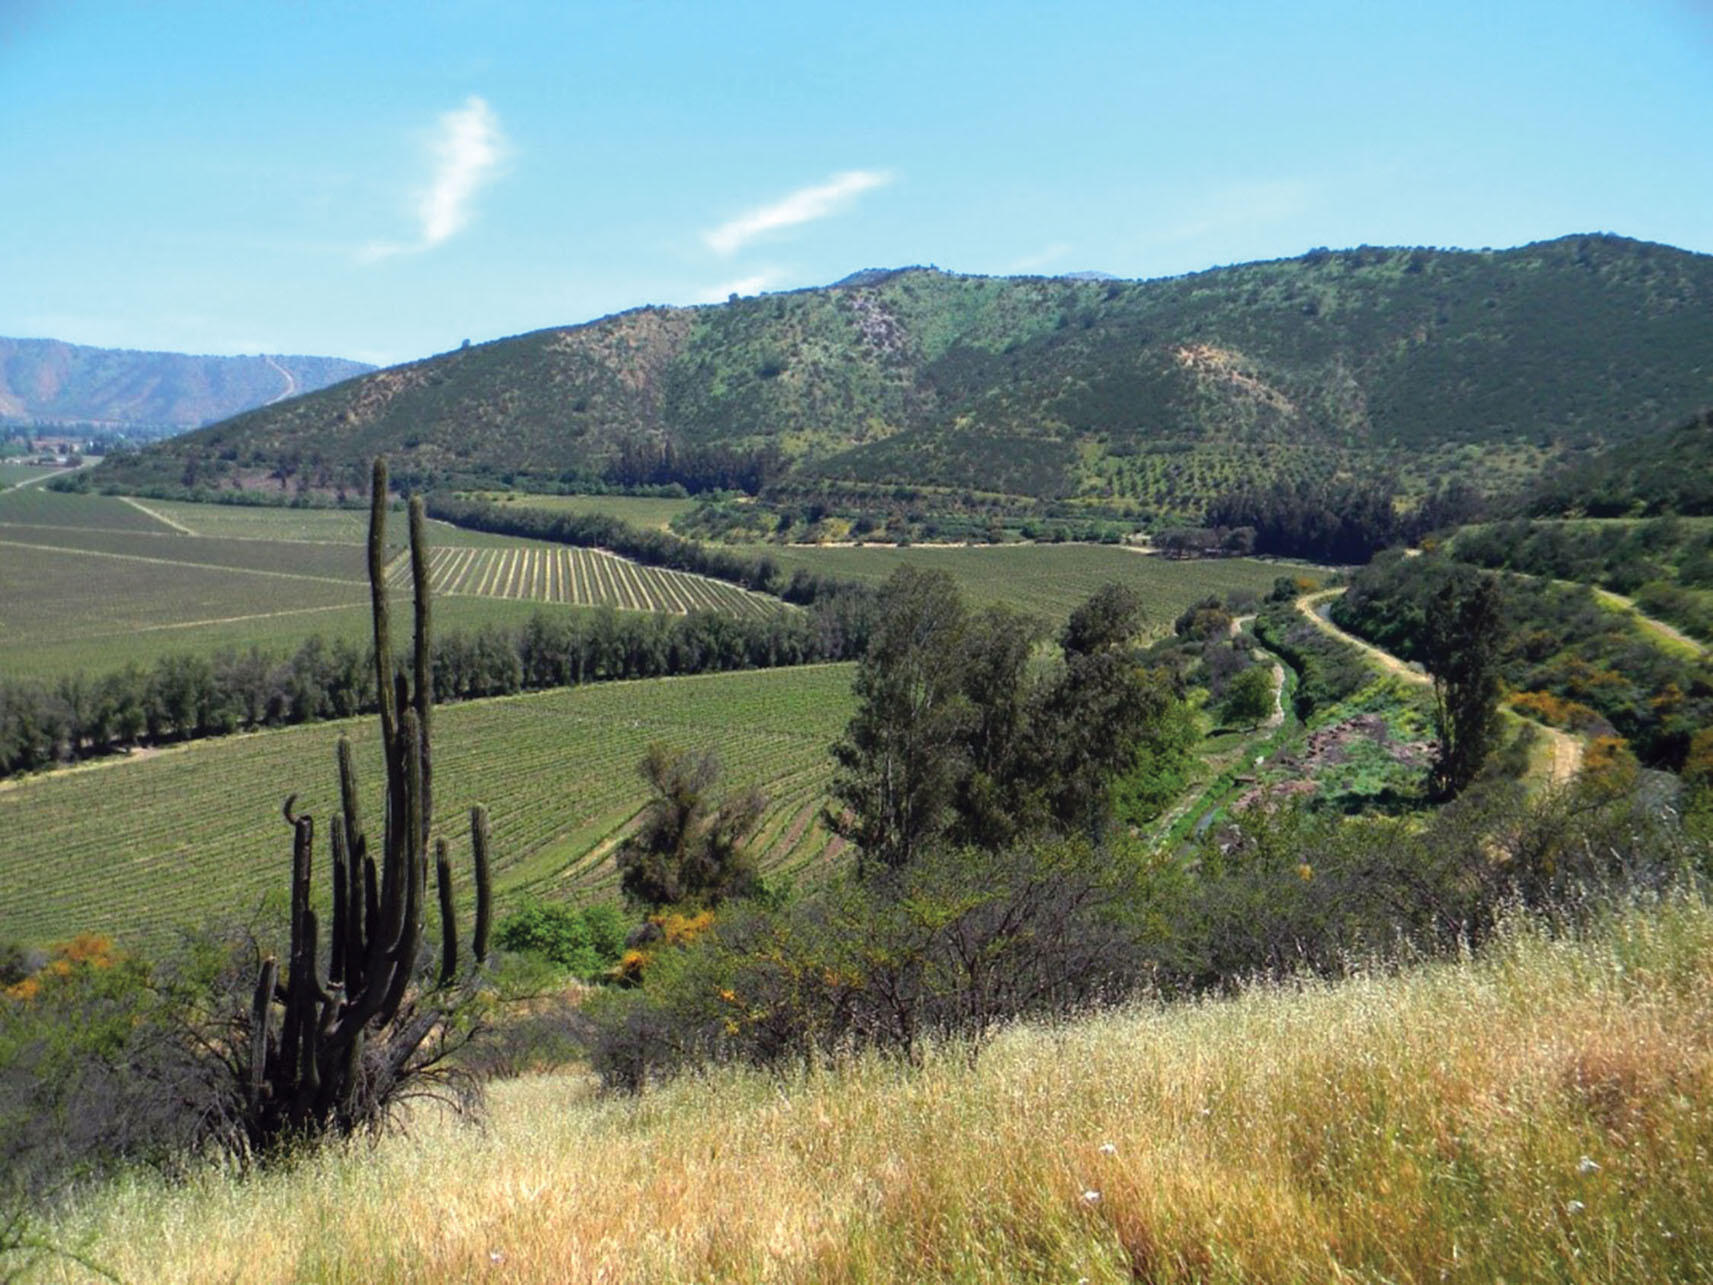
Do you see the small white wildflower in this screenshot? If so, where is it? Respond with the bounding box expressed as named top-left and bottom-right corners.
top-left (1098, 1142), bottom-right (1117, 1155)
top-left (1082, 1189), bottom-right (1101, 1203)
top-left (1578, 1155), bottom-right (1601, 1174)
top-left (489, 1250), bottom-right (506, 1263)
top-left (1566, 1200), bottom-right (1585, 1215)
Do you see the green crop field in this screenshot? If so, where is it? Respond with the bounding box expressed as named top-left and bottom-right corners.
top-left (0, 664), bottom-right (855, 949)
top-left (2, 595), bottom-right (598, 682)
top-left (132, 498), bottom-right (378, 542)
top-left (0, 541), bottom-right (373, 650)
top-left (1, 495), bottom-right (787, 681)
top-left (1, 524), bottom-right (374, 579)
top-left (0, 487), bottom-right (182, 533)
top-left (391, 542), bottom-right (781, 617)
top-left (747, 544), bottom-right (1297, 625)
top-left (472, 491), bottom-right (696, 531)
top-left (0, 462), bottom-right (59, 489)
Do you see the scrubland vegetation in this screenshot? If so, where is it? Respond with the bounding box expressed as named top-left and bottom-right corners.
top-left (15, 895), bottom-right (1713, 1284)
top-left (9, 418), bottom-right (1713, 1285)
top-left (92, 236), bottom-right (1713, 514)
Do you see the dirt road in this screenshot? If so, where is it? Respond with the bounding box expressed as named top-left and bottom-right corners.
top-left (1293, 589), bottom-right (1583, 786)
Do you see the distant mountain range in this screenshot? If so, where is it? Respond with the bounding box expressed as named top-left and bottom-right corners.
top-left (0, 338), bottom-right (373, 435)
top-left (95, 235), bottom-right (1713, 510)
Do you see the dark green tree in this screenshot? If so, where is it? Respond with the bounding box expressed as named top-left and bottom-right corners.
top-left (1220, 665), bottom-right (1275, 729)
top-left (1425, 572), bottom-right (1506, 800)
top-left (831, 571), bottom-right (1185, 867)
top-left (948, 604), bottom-right (1049, 850)
top-left (1038, 587), bottom-right (1171, 838)
top-left (828, 568), bottom-right (972, 874)
top-left (616, 743), bottom-right (765, 909)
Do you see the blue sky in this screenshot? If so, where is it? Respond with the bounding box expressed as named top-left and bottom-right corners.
top-left (3, 0), bottom-right (1710, 365)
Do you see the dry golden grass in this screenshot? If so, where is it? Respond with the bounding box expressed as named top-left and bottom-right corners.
top-left (34, 898), bottom-right (1713, 1284)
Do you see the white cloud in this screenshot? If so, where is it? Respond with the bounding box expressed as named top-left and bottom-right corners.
top-left (363, 96), bottom-right (507, 261)
top-left (704, 170), bottom-right (892, 256)
top-left (693, 273), bottom-right (775, 304)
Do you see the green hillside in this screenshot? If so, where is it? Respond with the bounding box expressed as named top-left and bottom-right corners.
top-left (1526, 409), bottom-right (1713, 517)
top-left (92, 236), bottom-right (1713, 511)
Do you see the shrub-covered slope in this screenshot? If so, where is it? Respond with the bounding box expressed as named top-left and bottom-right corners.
top-left (98, 235), bottom-right (1713, 500)
top-left (36, 898), bottom-right (1713, 1284)
top-left (1528, 410), bottom-right (1713, 517)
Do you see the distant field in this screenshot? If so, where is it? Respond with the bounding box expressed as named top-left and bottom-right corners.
top-left (2, 595), bottom-right (590, 682)
top-left (0, 486), bottom-right (181, 532)
top-left (1, 494), bottom-right (787, 681)
top-left (0, 462), bottom-right (58, 489)
top-left (473, 491), bottom-right (696, 531)
top-left (0, 524), bottom-right (372, 579)
top-left (392, 543), bottom-right (782, 618)
top-left (0, 541), bottom-right (371, 650)
top-left (0, 664), bottom-right (855, 949)
top-left (746, 544), bottom-right (1296, 626)
top-left (137, 498), bottom-right (378, 542)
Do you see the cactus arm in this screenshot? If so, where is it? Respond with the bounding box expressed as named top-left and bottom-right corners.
top-left (329, 816), bottom-right (348, 986)
top-left (470, 805), bottom-right (492, 965)
top-left (409, 495), bottom-right (433, 849)
top-left (435, 838), bottom-right (457, 986)
top-left (368, 458), bottom-right (396, 755)
top-left (249, 956), bottom-right (277, 1109)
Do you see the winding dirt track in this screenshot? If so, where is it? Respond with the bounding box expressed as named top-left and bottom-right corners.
top-left (1590, 587), bottom-right (1706, 656)
top-left (1293, 589), bottom-right (1583, 786)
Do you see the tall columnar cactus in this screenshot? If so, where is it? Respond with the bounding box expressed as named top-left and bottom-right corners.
top-left (244, 458), bottom-right (491, 1148)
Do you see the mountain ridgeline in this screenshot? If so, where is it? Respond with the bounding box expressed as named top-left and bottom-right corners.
top-left (0, 337), bottom-right (373, 435)
top-left (95, 235), bottom-right (1713, 507)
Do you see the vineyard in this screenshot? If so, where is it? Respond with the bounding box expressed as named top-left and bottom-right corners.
top-left (132, 498), bottom-right (378, 542)
top-left (391, 542), bottom-right (782, 618)
top-left (0, 493), bottom-right (787, 680)
top-left (0, 462), bottom-right (59, 489)
top-left (470, 491), bottom-right (696, 531)
top-left (0, 486), bottom-right (183, 532)
top-left (747, 543), bottom-right (1290, 625)
top-left (0, 664), bottom-right (856, 950)
top-left (5, 595), bottom-right (581, 683)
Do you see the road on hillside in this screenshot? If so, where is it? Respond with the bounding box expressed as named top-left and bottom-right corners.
top-left (1589, 586), bottom-right (1707, 656)
top-left (263, 355), bottom-right (299, 405)
top-left (1293, 588), bottom-right (1583, 786)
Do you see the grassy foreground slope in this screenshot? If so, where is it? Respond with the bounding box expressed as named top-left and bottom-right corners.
top-left (0, 666), bottom-right (854, 949)
top-left (36, 898), bottom-right (1713, 1284)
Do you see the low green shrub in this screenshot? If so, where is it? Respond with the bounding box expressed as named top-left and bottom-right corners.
top-left (493, 902), bottom-right (628, 979)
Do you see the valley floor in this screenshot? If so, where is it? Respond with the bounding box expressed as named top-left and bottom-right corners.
top-left (26, 896), bottom-right (1713, 1284)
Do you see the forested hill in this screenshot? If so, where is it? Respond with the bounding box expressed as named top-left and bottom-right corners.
top-left (0, 338), bottom-right (372, 434)
top-left (96, 235), bottom-right (1713, 499)
top-left (1527, 409), bottom-right (1713, 517)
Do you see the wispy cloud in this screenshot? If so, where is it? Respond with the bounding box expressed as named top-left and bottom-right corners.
top-left (363, 96), bottom-right (507, 262)
top-left (693, 273), bottom-right (776, 304)
top-left (1003, 241), bottom-right (1072, 273)
top-left (705, 170), bottom-right (892, 256)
